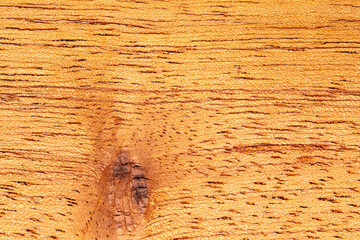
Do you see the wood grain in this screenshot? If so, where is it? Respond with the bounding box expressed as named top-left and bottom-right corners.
top-left (0, 0), bottom-right (359, 239)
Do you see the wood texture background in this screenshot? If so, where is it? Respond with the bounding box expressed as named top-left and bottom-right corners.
top-left (0, 0), bottom-right (359, 239)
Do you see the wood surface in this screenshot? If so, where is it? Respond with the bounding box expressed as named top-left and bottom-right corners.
top-left (0, 0), bottom-right (360, 239)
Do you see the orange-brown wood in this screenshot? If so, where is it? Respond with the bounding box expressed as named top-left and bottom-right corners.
top-left (0, 0), bottom-right (359, 239)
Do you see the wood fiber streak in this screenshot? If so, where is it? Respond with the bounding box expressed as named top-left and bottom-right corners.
top-left (0, 0), bottom-right (359, 239)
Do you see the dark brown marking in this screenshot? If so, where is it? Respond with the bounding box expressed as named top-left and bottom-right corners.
top-left (107, 151), bottom-right (149, 233)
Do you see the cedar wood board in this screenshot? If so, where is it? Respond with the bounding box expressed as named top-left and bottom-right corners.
top-left (0, 1), bottom-right (359, 239)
